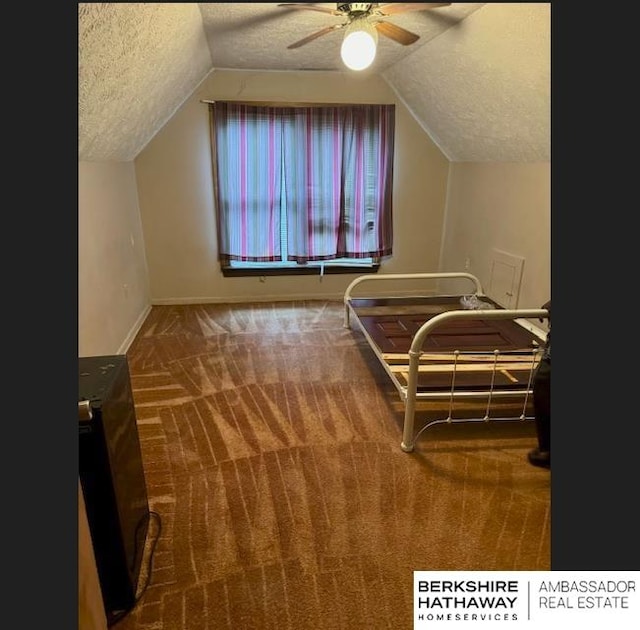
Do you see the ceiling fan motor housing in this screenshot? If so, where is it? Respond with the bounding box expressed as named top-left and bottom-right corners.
top-left (338, 3), bottom-right (375, 15)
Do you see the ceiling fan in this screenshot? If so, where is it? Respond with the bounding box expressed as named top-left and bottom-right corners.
top-left (277, 3), bottom-right (452, 69)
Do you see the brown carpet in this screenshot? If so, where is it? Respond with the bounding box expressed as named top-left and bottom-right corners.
top-left (118, 300), bottom-right (550, 630)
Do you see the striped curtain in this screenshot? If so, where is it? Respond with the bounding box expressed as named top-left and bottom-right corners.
top-left (212, 102), bottom-right (283, 261)
top-left (211, 102), bottom-right (394, 262)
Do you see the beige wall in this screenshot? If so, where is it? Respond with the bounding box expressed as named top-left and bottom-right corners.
top-left (134, 69), bottom-right (450, 303)
top-left (78, 161), bottom-right (151, 356)
top-left (439, 162), bottom-right (551, 309)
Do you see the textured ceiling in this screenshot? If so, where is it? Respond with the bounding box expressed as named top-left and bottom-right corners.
top-left (78, 3), bottom-right (550, 163)
top-left (200, 3), bottom-right (485, 72)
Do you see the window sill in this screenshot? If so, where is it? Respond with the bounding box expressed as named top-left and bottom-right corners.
top-left (221, 264), bottom-right (380, 278)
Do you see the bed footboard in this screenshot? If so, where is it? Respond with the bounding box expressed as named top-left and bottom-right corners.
top-left (400, 307), bottom-right (548, 452)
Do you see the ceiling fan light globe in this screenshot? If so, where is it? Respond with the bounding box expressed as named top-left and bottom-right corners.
top-left (340, 20), bottom-right (378, 71)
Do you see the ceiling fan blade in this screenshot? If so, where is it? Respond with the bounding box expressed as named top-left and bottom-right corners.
top-left (375, 21), bottom-right (420, 46)
top-left (277, 3), bottom-right (342, 15)
top-left (376, 3), bottom-right (451, 16)
top-left (287, 24), bottom-right (345, 49)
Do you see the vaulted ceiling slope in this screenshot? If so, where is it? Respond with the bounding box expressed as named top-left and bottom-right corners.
top-left (78, 3), bottom-right (549, 163)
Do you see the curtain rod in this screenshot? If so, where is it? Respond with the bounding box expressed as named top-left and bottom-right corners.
top-left (200, 99), bottom-right (394, 107)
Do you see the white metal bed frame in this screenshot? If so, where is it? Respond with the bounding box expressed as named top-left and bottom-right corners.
top-left (343, 272), bottom-right (549, 452)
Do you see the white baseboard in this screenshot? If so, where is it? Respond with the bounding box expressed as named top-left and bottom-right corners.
top-left (117, 304), bottom-right (152, 354)
top-left (150, 293), bottom-right (347, 305)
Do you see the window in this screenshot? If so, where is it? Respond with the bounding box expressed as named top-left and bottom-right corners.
top-left (209, 102), bottom-right (395, 276)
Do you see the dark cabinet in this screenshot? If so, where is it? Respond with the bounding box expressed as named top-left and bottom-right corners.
top-left (78, 355), bottom-right (150, 626)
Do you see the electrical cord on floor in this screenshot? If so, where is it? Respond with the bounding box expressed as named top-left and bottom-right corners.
top-left (109, 510), bottom-right (162, 627)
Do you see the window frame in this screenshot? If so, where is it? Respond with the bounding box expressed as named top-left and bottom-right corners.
top-left (221, 259), bottom-right (380, 278)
